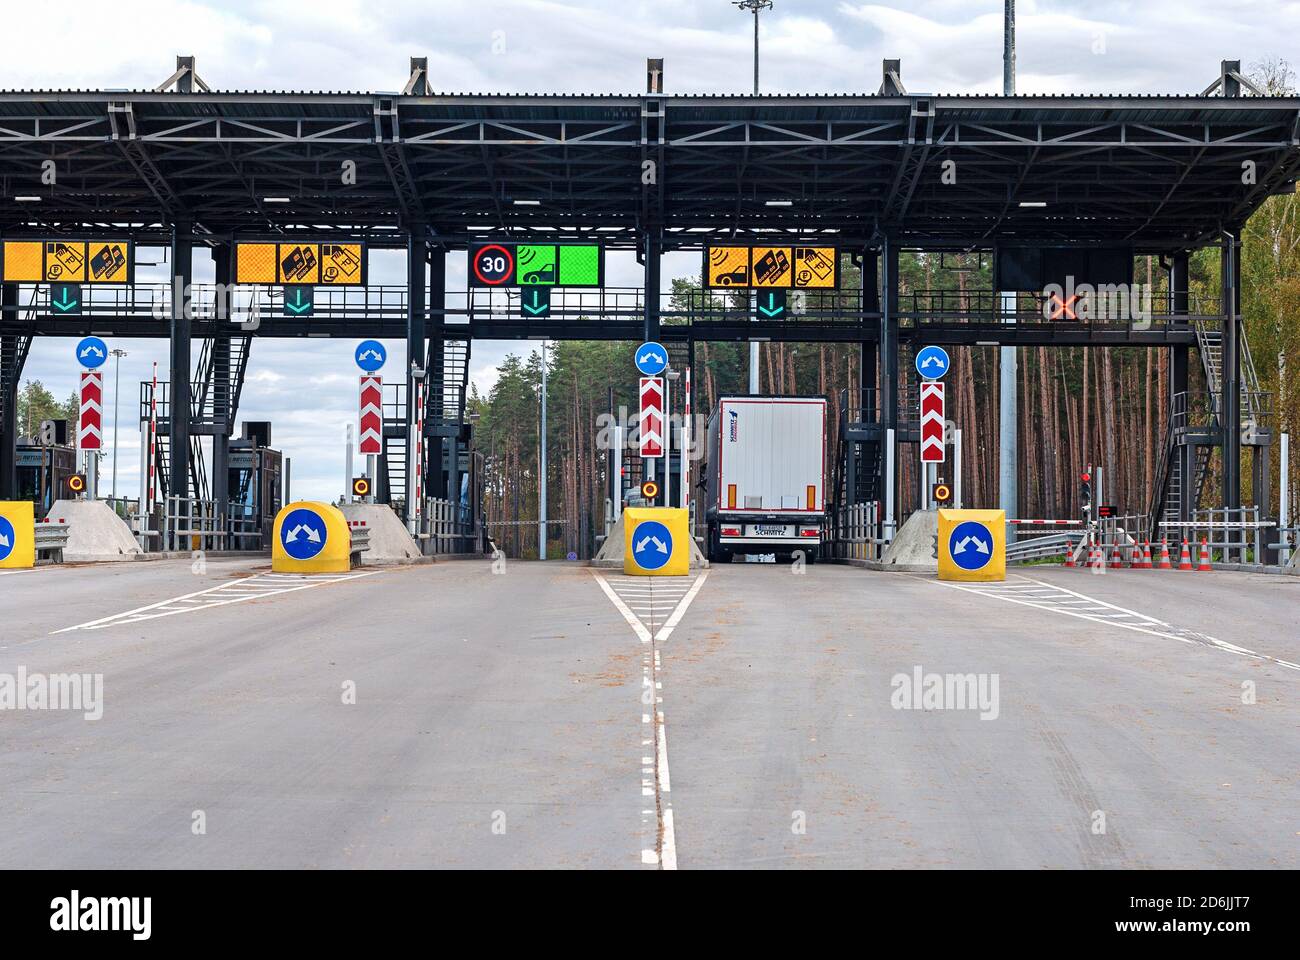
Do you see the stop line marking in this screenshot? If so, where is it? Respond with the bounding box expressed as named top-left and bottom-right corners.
top-left (591, 571), bottom-right (708, 872)
top-left (52, 570), bottom-right (382, 634)
top-left (936, 574), bottom-right (1300, 673)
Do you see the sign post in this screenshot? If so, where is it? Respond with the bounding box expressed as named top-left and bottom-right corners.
top-left (640, 377), bottom-right (664, 460)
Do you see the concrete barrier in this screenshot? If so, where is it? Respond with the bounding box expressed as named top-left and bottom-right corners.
top-left (272, 502), bottom-right (353, 574)
top-left (46, 499), bottom-right (143, 562)
top-left (937, 509), bottom-right (1006, 582)
top-left (623, 507), bottom-right (691, 576)
top-left (338, 503), bottom-right (421, 564)
top-left (0, 501), bottom-right (35, 569)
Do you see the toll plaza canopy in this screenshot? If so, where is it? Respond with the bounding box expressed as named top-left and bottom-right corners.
top-left (1, 74), bottom-right (1298, 250)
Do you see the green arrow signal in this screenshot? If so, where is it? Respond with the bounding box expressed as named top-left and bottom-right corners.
top-left (523, 289), bottom-right (549, 316)
top-left (286, 288), bottom-right (312, 315)
top-left (51, 285), bottom-right (81, 313)
top-left (757, 292), bottom-right (785, 317)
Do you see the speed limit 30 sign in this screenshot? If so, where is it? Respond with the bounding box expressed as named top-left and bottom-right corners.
top-left (469, 243), bottom-right (515, 287)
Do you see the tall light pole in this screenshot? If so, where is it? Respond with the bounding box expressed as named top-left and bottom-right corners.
top-left (539, 340), bottom-right (548, 561)
top-left (734, 0), bottom-right (773, 396)
top-left (110, 348), bottom-right (128, 501)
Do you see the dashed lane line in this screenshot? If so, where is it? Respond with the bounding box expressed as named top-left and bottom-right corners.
top-left (934, 574), bottom-right (1300, 673)
top-left (51, 570), bottom-right (383, 634)
top-left (591, 571), bottom-right (708, 871)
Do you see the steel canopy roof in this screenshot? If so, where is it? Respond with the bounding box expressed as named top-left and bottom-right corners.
top-left (0, 89), bottom-right (1297, 250)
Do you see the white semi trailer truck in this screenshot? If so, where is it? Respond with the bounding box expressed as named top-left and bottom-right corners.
top-left (702, 395), bottom-right (828, 563)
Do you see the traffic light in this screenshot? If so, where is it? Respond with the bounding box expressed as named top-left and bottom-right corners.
top-left (351, 477), bottom-right (371, 499)
top-left (64, 473), bottom-right (87, 497)
top-left (1080, 472), bottom-right (1092, 511)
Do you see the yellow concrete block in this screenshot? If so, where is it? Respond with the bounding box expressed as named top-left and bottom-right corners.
top-left (937, 509), bottom-right (1006, 582)
top-left (272, 501), bottom-right (353, 574)
top-left (624, 507), bottom-right (690, 577)
top-left (0, 501), bottom-right (36, 569)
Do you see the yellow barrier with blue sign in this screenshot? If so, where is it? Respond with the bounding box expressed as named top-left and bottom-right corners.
top-left (937, 509), bottom-right (1006, 582)
top-left (623, 507), bottom-right (690, 577)
top-left (272, 501), bottom-right (353, 574)
top-left (0, 501), bottom-right (35, 569)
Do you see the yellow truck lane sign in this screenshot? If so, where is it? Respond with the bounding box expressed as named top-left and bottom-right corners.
top-left (624, 507), bottom-right (690, 577)
top-left (938, 509), bottom-right (1006, 582)
top-left (272, 501), bottom-right (353, 574)
top-left (0, 501), bottom-right (35, 569)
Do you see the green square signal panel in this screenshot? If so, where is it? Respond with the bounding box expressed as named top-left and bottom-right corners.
top-left (468, 242), bottom-right (603, 288)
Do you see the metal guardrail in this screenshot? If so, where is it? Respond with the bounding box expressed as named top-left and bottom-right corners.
top-left (1007, 532), bottom-right (1084, 564)
top-left (348, 524), bottom-right (371, 566)
top-left (33, 521), bottom-right (70, 562)
top-left (831, 502), bottom-right (889, 561)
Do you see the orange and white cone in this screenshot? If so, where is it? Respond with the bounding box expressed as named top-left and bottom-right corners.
top-left (1063, 541), bottom-right (1076, 567)
top-left (1139, 541), bottom-right (1153, 569)
top-left (1110, 541), bottom-right (1125, 569)
top-left (1157, 539), bottom-right (1173, 570)
top-left (1197, 537), bottom-right (1212, 572)
top-left (1177, 540), bottom-right (1193, 570)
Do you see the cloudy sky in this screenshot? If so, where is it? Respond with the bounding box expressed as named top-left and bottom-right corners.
top-left (9, 0), bottom-right (1297, 502)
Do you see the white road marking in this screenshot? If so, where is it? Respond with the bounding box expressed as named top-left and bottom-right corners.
top-left (52, 570), bottom-right (382, 633)
top-left (936, 574), bottom-right (1300, 672)
top-left (591, 571), bottom-right (707, 871)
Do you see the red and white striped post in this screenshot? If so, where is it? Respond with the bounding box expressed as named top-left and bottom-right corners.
top-left (681, 366), bottom-right (691, 510)
top-left (414, 378), bottom-right (425, 524)
top-left (148, 362), bottom-right (158, 507)
top-left (78, 370), bottom-right (103, 498)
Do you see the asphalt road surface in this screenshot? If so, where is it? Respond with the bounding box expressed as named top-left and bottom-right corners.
top-left (0, 557), bottom-right (1295, 869)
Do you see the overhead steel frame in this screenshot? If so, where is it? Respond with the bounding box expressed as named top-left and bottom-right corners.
top-left (1, 58), bottom-right (1298, 522)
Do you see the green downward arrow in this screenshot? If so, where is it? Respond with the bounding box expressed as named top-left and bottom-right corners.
top-left (52, 293), bottom-right (79, 312)
top-left (758, 292), bottom-right (784, 317)
top-left (523, 289), bottom-right (549, 316)
top-left (286, 288), bottom-right (312, 314)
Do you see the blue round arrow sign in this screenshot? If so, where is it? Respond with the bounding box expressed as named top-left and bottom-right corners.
top-left (949, 520), bottom-right (993, 570)
top-left (75, 336), bottom-right (108, 370)
top-left (282, 507), bottom-right (328, 560)
top-left (915, 345), bottom-right (950, 380)
top-left (635, 341), bottom-right (668, 377)
top-left (632, 520), bottom-right (673, 571)
top-left (355, 340), bottom-right (387, 372)
top-left (0, 516), bottom-right (15, 562)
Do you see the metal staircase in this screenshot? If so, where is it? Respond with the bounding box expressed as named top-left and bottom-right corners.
top-left (0, 290), bottom-right (38, 432)
top-left (426, 337), bottom-right (470, 431)
top-left (1148, 320), bottom-right (1270, 537)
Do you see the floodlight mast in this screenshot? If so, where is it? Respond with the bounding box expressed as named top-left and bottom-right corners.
top-left (734, 0), bottom-right (773, 395)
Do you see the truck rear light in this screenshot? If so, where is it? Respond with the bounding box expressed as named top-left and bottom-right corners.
top-left (721, 526), bottom-right (741, 536)
top-left (727, 484), bottom-right (737, 509)
top-left (800, 528), bottom-right (819, 537)
top-left (806, 485), bottom-right (816, 510)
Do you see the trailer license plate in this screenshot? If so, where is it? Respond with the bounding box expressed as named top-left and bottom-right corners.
top-left (752, 524), bottom-right (792, 537)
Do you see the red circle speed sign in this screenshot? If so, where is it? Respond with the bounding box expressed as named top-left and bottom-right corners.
top-left (472, 244), bottom-right (515, 286)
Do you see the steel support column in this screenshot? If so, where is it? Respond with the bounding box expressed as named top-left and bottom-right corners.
top-left (405, 226), bottom-right (427, 523)
top-left (168, 223), bottom-right (193, 499)
top-left (1221, 235), bottom-right (1241, 516)
top-left (1171, 251), bottom-right (1192, 523)
top-left (861, 249), bottom-right (879, 420)
top-left (880, 239), bottom-right (900, 537)
top-left (210, 245), bottom-right (231, 517)
top-left (642, 233), bottom-right (661, 344)
top-left (0, 284), bottom-right (20, 500)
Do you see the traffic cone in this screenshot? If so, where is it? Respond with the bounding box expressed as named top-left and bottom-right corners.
top-left (1177, 540), bottom-right (1193, 570)
top-left (1197, 537), bottom-right (1212, 572)
top-left (1110, 541), bottom-right (1125, 569)
top-left (1157, 539), bottom-right (1173, 570)
top-left (1138, 541), bottom-right (1153, 569)
top-left (1063, 540), bottom-right (1075, 567)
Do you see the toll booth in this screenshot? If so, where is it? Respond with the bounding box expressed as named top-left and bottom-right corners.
top-left (16, 428), bottom-right (77, 517)
top-left (227, 421), bottom-right (283, 549)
